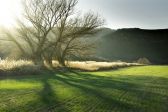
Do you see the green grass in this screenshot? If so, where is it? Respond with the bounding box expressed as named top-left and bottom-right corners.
top-left (0, 66), bottom-right (168, 112)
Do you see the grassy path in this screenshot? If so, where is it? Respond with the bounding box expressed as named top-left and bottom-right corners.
top-left (0, 66), bottom-right (168, 112)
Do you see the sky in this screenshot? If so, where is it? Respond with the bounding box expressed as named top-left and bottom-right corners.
top-left (0, 0), bottom-right (168, 29)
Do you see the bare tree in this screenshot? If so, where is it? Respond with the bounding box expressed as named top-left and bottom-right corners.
top-left (3, 0), bottom-right (104, 67)
top-left (51, 13), bottom-right (104, 66)
top-left (4, 0), bottom-right (77, 65)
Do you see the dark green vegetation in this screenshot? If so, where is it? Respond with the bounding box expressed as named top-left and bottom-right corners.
top-left (93, 28), bottom-right (168, 64)
top-left (0, 66), bottom-right (168, 112)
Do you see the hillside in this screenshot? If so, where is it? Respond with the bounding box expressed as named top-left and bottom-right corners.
top-left (1, 28), bottom-right (168, 64)
top-left (95, 28), bottom-right (168, 64)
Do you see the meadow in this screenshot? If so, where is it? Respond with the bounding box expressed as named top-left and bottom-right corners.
top-left (0, 66), bottom-right (168, 112)
top-left (0, 0), bottom-right (167, 112)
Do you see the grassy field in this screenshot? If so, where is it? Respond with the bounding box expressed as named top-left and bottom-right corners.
top-left (0, 66), bottom-right (168, 112)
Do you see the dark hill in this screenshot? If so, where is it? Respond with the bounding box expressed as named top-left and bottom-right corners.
top-left (95, 28), bottom-right (168, 64)
top-left (1, 28), bottom-right (168, 64)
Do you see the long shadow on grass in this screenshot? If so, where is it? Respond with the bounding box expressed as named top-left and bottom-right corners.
top-left (1, 69), bottom-right (168, 112)
top-left (53, 70), bottom-right (168, 112)
top-left (36, 78), bottom-right (70, 112)
top-left (0, 74), bottom-right (70, 112)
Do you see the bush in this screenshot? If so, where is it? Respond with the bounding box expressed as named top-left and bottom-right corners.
top-left (137, 58), bottom-right (151, 65)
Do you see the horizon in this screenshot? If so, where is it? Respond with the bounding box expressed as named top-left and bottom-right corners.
top-left (0, 0), bottom-right (168, 29)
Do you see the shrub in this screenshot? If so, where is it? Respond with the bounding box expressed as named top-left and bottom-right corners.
top-left (137, 58), bottom-right (151, 65)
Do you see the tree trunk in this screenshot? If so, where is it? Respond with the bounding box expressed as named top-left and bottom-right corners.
top-left (58, 56), bottom-right (66, 67)
top-left (32, 54), bottom-right (44, 66)
top-left (44, 57), bottom-right (53, 67)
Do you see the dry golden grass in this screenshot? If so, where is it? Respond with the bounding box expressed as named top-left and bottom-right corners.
top-left (53, 61), bottom-right (141, 71)
top-left (0, 59), bottom-right (42, 75)
top-left (0, 59), bottom-right (33, 70)
top-left (0, 59), bottom-right (141, 75)
top-left (68, 61), bottom-right (140, 71)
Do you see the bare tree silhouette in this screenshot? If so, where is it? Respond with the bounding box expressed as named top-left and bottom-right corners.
top-left (3, 0), bottom-right (104, 66)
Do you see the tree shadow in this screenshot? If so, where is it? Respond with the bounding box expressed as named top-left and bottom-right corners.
top-left (53, 70), bottom-right (168, 112)
top-left (0, 74), bottom-right (70, 112)
top-left (0, 69), bottom-right (168, 112)
top-left (36, 78), bottom-right (70, 112)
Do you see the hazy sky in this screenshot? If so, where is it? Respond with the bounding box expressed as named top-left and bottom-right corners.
top-left (0, 0), bottom-right (168, 29)
top-left (77, 0), bottom-right (168, 29)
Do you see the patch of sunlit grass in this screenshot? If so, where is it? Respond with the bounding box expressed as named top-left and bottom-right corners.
top-left (0, 80), bottom-right (42, 89)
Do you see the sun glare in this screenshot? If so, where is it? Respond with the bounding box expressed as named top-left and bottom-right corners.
top-left (0, 0), bottom-right (22, 27)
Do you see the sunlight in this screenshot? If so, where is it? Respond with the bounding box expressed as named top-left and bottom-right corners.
top-left (0, 0), bottom-right (22, 27)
